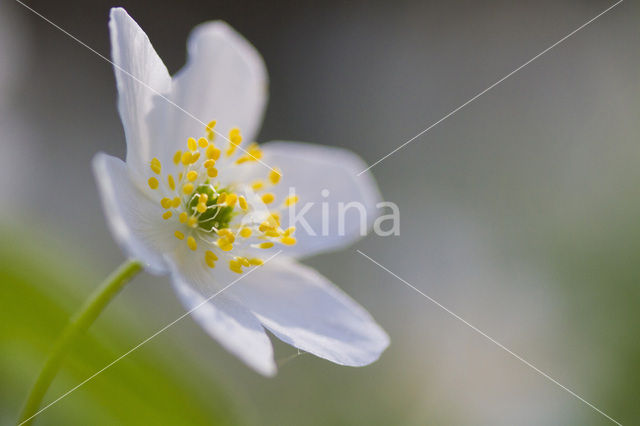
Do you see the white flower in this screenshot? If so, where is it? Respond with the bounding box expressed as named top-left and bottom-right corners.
top-left (93, 7), bottom-right (388, 376)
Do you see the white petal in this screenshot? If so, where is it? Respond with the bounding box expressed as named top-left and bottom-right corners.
top-left (228, 258), bottom-right (389, 366)
top-left (170, 264), bottom-right (276, 376)
top-left (109, 8), bottom-right (172, 178)
top-left (261, 141), bottom-right (382, 257)
top-left (168, 21), bottom-right (267, 152)
top-left (93, 153), bottom-right (173, 274)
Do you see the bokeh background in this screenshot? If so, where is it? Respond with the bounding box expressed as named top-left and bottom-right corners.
top-left (1, 0), bottom-right (639, 424)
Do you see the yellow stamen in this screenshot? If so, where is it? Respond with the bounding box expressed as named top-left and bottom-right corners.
top-left (197, 202), bottom-right (207, 213)
top-left (181, 151), bottom-right (192, 165)
top-left (183, 183), bottom-right (194, 194)
top-left (179, 212), bottom-right (188, 223)
top-left (187, 137), bottom-right (197, 152)
top-left (237, 257), bottom-right (251, 267)
top-left (187, 236), bottom-right (197, 251)
top-left (284, 195), bottom-right (299, 206)
top-left (206, 145), bottom-right (221, 160)
top-left (217, 193), bottom-right (227, 204)
top-left (148, 177), bottom-right (159, 190)
top-left (190, 152), bottom-right (201, 163)
top-left (261, 193), bottom-right (275, 204)
top-left (160, 198), bottom-right (172, 209)
top-left (205, 250), bottom-right (218, 261)
top-left (229, 259), bottom-right (243, 274)
top-left (187, 216), bottom-right (198, 228)
top-left (174, 231), bottom-right (184, 240)
top-left (198, 137), bottom-right (209, 148)
top-left (150, 158), bottom-right (161, 174)
top-left (173, 150), bottom-right (182, 165)
top-left (207, 167), bottom-right (218, 178)
top-left (269, 168), bottom-right (281, 184)
top-left (251, 180), bottom-right (264, 191)
top-left (284, 226), bottom-right (295, 236)
top-left (171, 197), bottom-right (181, 208)
top-left (258, 242), bottom-right (274, 249)
top-left (226, 193), bottom-right (238, 207)
top-left (167, 174), bottom-right (175, 190)
top-left (240, 227), bottom-right (252, 238)
top-left (204, 159), bottom-right (216, 168)
top-left (249, 258), bottom-right (264, 266)
top-left (238, 196), bottom-right (248, 210)
top-left (187, 170), bottom-right (198, 181)
top-left (162, 211), bottom-right (173, 220)
top-left (281, 236), bottom-right (296, 246)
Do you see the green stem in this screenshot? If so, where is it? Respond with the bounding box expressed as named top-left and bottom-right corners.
top-left (18, 259), bottom-right (143, 425)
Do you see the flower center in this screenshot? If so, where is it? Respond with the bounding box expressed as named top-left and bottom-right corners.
top-left (145, 120), bottom-right (299, 274)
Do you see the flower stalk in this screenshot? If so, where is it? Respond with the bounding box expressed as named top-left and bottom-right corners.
top-left (18, 259), bottom-right (143, 425)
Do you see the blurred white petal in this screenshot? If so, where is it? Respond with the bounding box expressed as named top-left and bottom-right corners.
top-left (172, 270), bottom-right (276, 376)
top-left (228, 257), bottom-right (389, 366)
top-left (92, 152), bottom-right (173, 274)
top-left (168, 21), bottom-right (268, 152)
top-left (261, 141), bottom-right (382, 258)
top-left (109, 7), bottom-right (172, 178)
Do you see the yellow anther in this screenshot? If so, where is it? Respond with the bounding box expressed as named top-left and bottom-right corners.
top-left (173, 150), bottom-right (182, 165)
top-left (187, 137), bottom-right (198, 152)
top-left (167, 174), bottom-right (175, 190)
top-left (181, 151), bottom-right (192, 165)
top-left (179, 212), bottom-right (188, 223)
top-left (269, 212), bottom-right (281, 225)
top-left (217, 228), bottom-right (233, 237)
top-left (205, 256), bottom-right (216, 268)
top-left (226, 193), bottom-right (238, 207)
top-left (148, 177), bottom-right (159, 190)
top-left (190, 152), bottom-right (201, 163)
top-left (258, 242), bottom-right (274, 249)
top-left (206, 120), bottom-right (217, 140)
top-left (281, 236), bottom-right (296, 246)
top-left (261, 193), bottom-right (275, 204)
top-left (269, 168), bottom-right (281, 184)
top-left (238, 196), bottom-right (248, 210)
top-left (197, 202), bottom-right (207, 213)
top-left (259, 221), bottom-right (274, 232)
top-left (199, 193), bottom-right (209, 204)
top-left (187, 170), bottom-right (198, 181)
top-left (174, 231), bottom-right (185, 240)
top-left (229, 259), bottom-right (243, 274)
top-left (252, 180), bottom-right (265, 191)
top-left (218, 240), bottom-right (233, 251)
top-left (183, 183), bottom-right (194, 194)
top-left (187, 236), bottom-right (197, 251)
top-left (217, 230), bottom-right (235, 243)
top-left (171, 197), bottom-right (181, 208)
top-left (284, 226), bottom-right (296, 236)
top-left (217, 193), bottom-right (227, 204)
top-left (240, 227), bottom-right (252, 238)
top-left (284, 195), bottom-right (299, 206)
top-left (198, 137), bottom-right (208, 148)
top-left (264, 230), bottom-right (280, 238)
top-left (249, 258), bottom-right (264, 266)
top-left (229, 128), bottom-right (242, 143)
top-left (206, 145), bottom-right (221, 160)
top-left (237, 257), bottom-right (251, 267)
top-left (150, 158), bottom-right (161, 174)
top-left (162, 211), bottom-right (173, 220)
top-left (207, 167), bottom-right (218, 178)
top-left (187, 216), bottom-right (198, 228)
top-left (160, 198), bottom-right (172, 209)
top-left (204, 159), bottom-right (216, 168)
top-left (205, 250), bottom-right (218, 261)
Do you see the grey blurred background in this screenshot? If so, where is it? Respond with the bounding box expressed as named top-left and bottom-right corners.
top-left (1, 0), bottom-right (639, 424)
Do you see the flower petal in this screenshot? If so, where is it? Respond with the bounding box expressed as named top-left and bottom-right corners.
top-left (109, 8), bottom-right (172, 179)
top-left (170, 264), bottom-right (276, 376)
top-left (169, 21), bottom-right (268, 152)
top-left (227, 258), bottom-right (389, 367)
top-left (93, 152), bottom-right (173, 274)
top-left (260, 141), bottom-right (382, 258)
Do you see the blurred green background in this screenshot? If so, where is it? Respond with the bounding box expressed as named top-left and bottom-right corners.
top-left (1, 0), bottom-right (639, 424)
